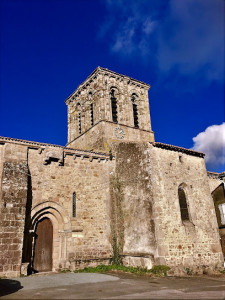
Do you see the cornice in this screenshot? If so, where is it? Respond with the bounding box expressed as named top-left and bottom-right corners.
top-left (0, 136), bottom-right (109, 158)
top-left (65, 66), bottom-right (150, 105)
top-left (207, 171), bottom-right (225, 179)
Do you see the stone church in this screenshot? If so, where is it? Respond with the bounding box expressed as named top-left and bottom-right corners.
top-left (0, 67), bottom-right (224, 278)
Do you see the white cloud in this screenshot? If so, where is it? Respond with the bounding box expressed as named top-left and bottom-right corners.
top-left (143, 18), bottom-right (156, 35)
top-left (99, 0), bottom-right (158, 58)
top-left (99, 0), bottom-right (224, 82)
top-left (111, 17), bottom-right (136, 54)
top-left (192, 123), bottom-right (225, 169)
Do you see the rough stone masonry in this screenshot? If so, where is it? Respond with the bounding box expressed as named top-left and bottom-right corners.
top-left (0, 67), bottom-right (223, 278)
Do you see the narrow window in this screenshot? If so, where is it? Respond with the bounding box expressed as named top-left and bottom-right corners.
top-left (178, 187), bottom-right (189, 221)
top-left (78, 112), bottom-right (81, 134)
top-left (131, 94), bottom-right (139, 128)
top-left (90, 103), bottom-right (94, 126)
top-left (110, 89), bottom-right (118, 123)
top-left (218, 203), bottom-right (225, 225)
top-left (72, 192), bottom-right (76, 217)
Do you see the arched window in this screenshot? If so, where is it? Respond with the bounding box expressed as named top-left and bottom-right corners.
top-left (72, 192), bottom-right (76, 217)
top-left (178, 187), bottom-right (189, 221)
top-left (110, 88), bottom-right (118, 123)
top-left (131, 93), bottom-right (139, 128)
top-left (90, 103), bottom-right (94, 126)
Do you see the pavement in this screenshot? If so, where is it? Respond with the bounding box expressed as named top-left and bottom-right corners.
top-left (0, 272), bottom-right (225, 299)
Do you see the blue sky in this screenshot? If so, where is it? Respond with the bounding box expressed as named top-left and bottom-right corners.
top-left (0, 0), bottom-right (224, 172)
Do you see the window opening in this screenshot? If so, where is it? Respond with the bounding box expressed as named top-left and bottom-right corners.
top-left (110, 89), bottom-right (118, 123)
top-left (72, 192), bottom-right (76, 217)
top-left (90, 103), bottom-right (94, 126)
top-left (131, 94), bottom-right (139, 128)
top-left (78, 112), bottom-right (81, 134)
top-left (178, 187), bottom-right (189, 221)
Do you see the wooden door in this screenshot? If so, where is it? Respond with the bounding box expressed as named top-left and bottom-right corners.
top-left (221, 235), bottom-right (225, 256)
top-left (33, 218), bottom-right (53, 272)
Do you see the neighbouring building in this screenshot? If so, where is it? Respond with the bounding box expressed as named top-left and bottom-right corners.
top-left (0, 67), bottom-right (224, 278)
top-left (208, 171), bottom-right (225, 256)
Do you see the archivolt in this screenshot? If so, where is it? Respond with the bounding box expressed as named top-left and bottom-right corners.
top-left (109, 85), bottom-right (121, 96)
top-left (31, 201), bottom-right (71, 231)
top-left (129, 91), bottom-right (140, 103)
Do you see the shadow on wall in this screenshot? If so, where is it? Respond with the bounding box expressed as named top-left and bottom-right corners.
top-left (22, 167), bottom-right (33, 270)
top-left (0, 279), bottom-right (23, 297)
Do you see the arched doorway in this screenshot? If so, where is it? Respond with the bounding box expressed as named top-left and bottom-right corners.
top-left (33, 218), bottom-right (53, 272)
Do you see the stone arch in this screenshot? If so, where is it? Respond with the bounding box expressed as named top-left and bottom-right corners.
top-left (87, 89), bottom-right (94, 98)
top-left (129, 90), bottom-right (140, 101)
top-left (31, 201), bottom-right (70, 231)
top-left (31, 201), bottom-right (71, 272)
top-left (178, 182), bottom-right (188, 189)
top-left (109, 85), bottom-right (121, 96)
top-left (76, 101), bottom-right (83, 111)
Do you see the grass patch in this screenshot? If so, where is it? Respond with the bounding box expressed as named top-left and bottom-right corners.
top-left (74, 264), bottom-right (170, 276)
top-left (60, 269), bottom-right (71, 273)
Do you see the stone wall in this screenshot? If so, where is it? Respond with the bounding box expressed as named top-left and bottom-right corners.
top-left (111, 142), bottom-right (156, 269)
top-left (0, 137), bottom-right (224, 277)
top-left (28, 145), bottom-right (113, 271)
top-left (0, 143), bottom-right (28, 277)
top-left (109, 141), bottom-right (223, 272)
top-left (149, 144), bottom-right (223, 272)
top-left (207, 172), bottom-right (223, 192)
top-left (68, 120), bottom-right (154, 153)
top-left (0, 138), bottom-right (114, 277)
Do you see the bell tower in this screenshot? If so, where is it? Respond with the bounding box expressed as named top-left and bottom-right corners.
top-left (65, 67), bottom-right (154, 152)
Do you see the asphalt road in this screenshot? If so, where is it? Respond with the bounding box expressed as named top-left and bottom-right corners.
top-left (0, 272), bottom-right (225, 299)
